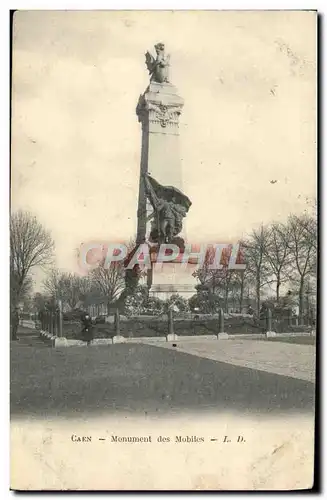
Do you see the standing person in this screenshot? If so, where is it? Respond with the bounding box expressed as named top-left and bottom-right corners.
top-left (11, 306), bottom-right (20, 341)
top-left (81, 311), bottom-right (94, 346)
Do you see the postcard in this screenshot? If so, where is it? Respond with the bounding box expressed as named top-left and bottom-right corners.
top-left (10, 10), bottom-right (317, 491)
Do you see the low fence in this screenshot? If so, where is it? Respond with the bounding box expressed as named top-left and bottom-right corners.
top-left (33, 305), bottom-right (315, 347)
top-left (38, 308), bottom-right (63, 337)
top-left (37, 308), bottom-right (228, 341)
top-left (56, 309), bottom-right (227, 341)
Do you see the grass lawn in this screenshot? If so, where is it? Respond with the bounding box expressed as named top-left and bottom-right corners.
top-left (11, 329), bottom-right (315, 420)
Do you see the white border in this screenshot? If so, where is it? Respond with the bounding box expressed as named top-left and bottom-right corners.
top-left (2, 2), bottom-right (323, 498)
top-left (3, 1), bottom-right (322, 9)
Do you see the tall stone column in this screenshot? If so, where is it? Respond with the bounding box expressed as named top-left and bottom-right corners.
top-left (136, 81), bottom-right (184, 244)
top-left (135, 44), bottom-right (196, 300)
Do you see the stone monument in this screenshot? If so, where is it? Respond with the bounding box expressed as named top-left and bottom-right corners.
top-left (136, 43), bottom-right (197, 300)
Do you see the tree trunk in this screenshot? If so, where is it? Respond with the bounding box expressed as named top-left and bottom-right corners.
top-left (298, 279), bottom-right (305, 326)
top-left (306, 292), bottom-right (310, 326)
top-left (10, 289), bottom-right (20, 340)
top-left (212, 274), bottom-right (216, 295)
top-left (254, 269), bottom-right (261, 316)
top-left (276, 275), bottom-right (281, 303)
top-left (256, 280), bottom-right (261, 317)
top-left (224, 286), bottom-right (230, 313)
top-left (11, 311), bottom-right (19, 341)
top-left (11, 323), bottom-right (18, 341)
top-left (238, 274), bottom-right (245, 313)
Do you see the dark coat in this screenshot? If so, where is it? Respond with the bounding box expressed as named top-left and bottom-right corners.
top-left (81, 313), bottom-right (94, 342)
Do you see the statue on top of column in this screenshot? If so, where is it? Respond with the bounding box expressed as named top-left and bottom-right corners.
top-left (145, 43), bottom-right (170, 84)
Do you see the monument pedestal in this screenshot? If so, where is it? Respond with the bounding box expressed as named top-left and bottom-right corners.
top-left (148, 262), bottom-right (197, 301)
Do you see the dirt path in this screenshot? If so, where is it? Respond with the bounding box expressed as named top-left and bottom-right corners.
top-left (12, 327), bottom-right (49, 348)
top-left (141, 338), bottom-right (316, 383)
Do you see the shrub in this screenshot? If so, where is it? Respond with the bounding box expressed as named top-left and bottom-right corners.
top-left (165, 294), bottom-right (190, 314)
top-left (63, 309), bottom-right (84, 321)
top-left (143, 296), bottom-right (165, 316)
top-left (189, 291), bottom-right (221, 314)
top-left (124, 285), bottom-right (149, 316)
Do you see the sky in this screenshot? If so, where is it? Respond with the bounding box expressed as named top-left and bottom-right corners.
top-left (11, 10), bottom-right (316, 287)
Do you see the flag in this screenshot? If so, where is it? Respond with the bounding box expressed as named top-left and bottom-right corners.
top-left (143, 174), bottom-right (192, 211)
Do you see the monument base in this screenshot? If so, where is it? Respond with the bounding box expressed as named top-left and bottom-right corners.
top-left (166, 333), bottom-right (179, 342)
top-left (148, 262), bottom-right (197, 301)
top-left (217, 332), bottom-right (229, 340)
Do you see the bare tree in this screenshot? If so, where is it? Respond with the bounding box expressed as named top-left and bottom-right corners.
top-left (192, 245), bottom-right (245, 313)
top-left (262, 222), bottom-right (291, 303)
top-left (192, 248), bottom-right (213, 288)
top-left (10, 268), bottom-right (33, 309)
top-left (10, 210), bottom-right (54, 339)
top-left (43, 268), bottom-right (61, 298)
top-left (33, 292), bottom-right (51, 311)
top-left (243, 226), bottom-right (272, 316)
top-left (43, 270), bottom-right (91, 310)
top-left (231, 267), bottom-right (253, 313)
top-left (89, 261), bottom-right (125, 314)
top-left (215, 267), bottom-right (235, 313)
top-left (192, 245), bottom-right (231, 292)
top-left (286, 214), bottom-right (317, 324)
